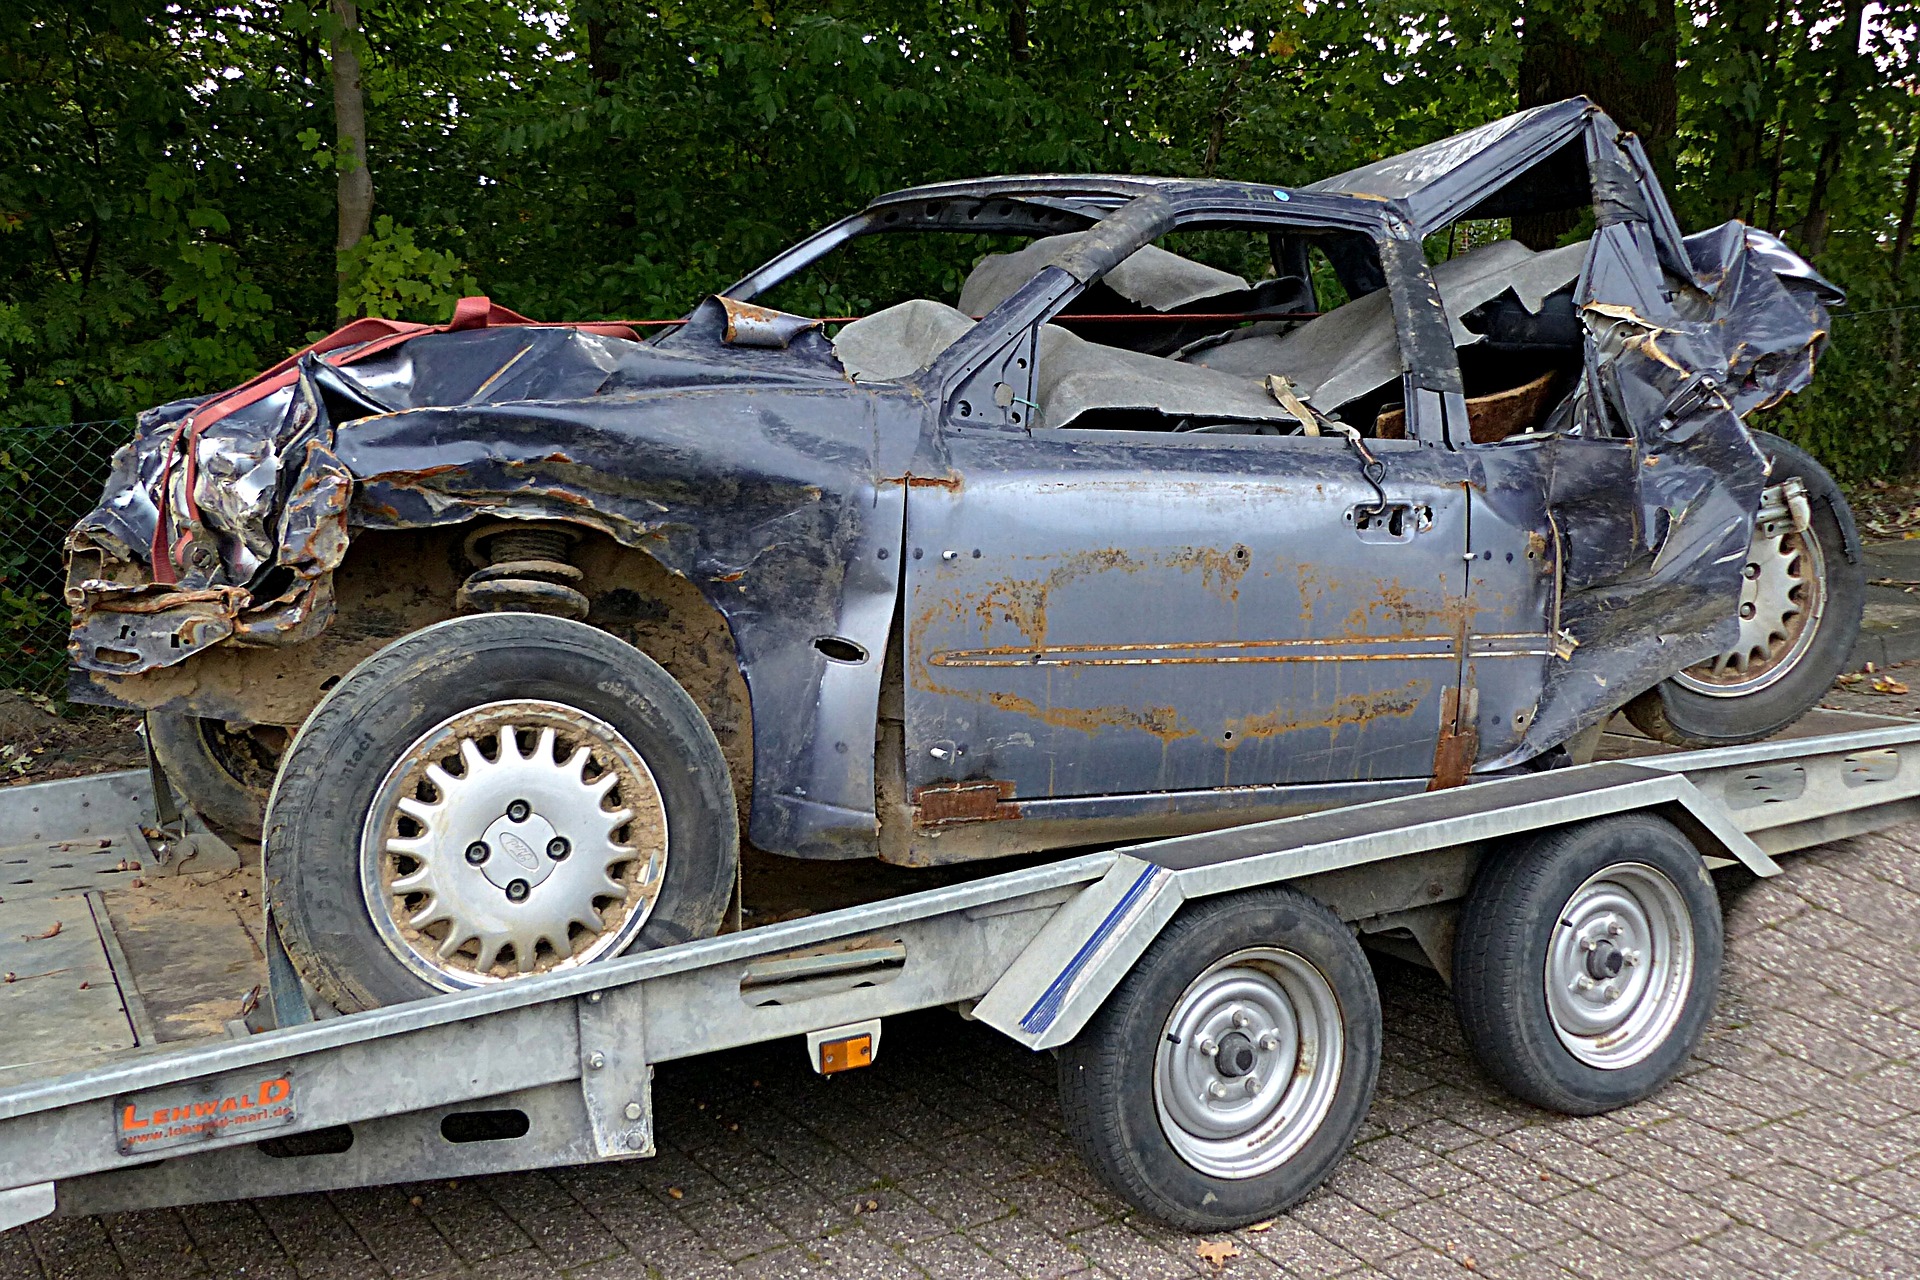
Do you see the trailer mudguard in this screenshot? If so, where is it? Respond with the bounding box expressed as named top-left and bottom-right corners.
top-left (972, 763), bottom-right (1778, 1051)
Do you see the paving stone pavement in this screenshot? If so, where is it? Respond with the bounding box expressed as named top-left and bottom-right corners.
top-left (10, 826), bottom-right (1920, 1280)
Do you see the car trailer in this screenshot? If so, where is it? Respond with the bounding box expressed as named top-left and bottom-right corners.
top-left (4, 710), bottom-right (1919, 1235)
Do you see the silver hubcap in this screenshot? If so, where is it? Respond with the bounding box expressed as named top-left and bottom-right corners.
top-left (1674, 478), bottom-right (1825, 697)
top-left (361, 699), bottom-right (669, 990)
top-left (1155, 948), bottom-right (1345, 1179)
top-left (1545, 863), bottom-right (1694, 1069)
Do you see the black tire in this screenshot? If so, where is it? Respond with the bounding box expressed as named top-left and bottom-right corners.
top-left (265, 613), bottom-right (737, 1012)
top-left (1627, 430), bottom-right (1862, 747)
top-left (1058, 887), bottom-right (1380, 1231)
top-left (1452, 813), bottom-right (1722, 1115)
top-left (146, 713), bottom-right (282, 841)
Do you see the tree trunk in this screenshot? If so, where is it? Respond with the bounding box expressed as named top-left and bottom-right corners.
top-left (1896, 138), bottom-right (1920, 278)
top-left (330, 0), bottom-right (372, 311)
top-left (1009, 0), bottom-right (1030, 64)
top-left (1514, 0), bottom-right (1677, 249)
top-left (1799, 0), bottom-right (1870, 259)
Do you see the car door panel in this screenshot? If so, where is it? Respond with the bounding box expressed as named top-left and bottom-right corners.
top-left (902, 432), bottom-right (1469, 802)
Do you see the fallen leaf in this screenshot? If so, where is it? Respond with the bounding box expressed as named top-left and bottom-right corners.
top-left (1873, 678), bottom-right (1910, 695)
top-left (667, 1187), bottom-right (684, 1200)
top-left (23, 921), bottom-right (61, 941)
top-left (1196, 1240), bottom-right (1240, 1269)
top-left (78, 981), bottom-right (89, 990)
top-left (409, 1195), bottom-right (423, 1208)
top-left (1247, 1219), bottom-right (1276, 1233)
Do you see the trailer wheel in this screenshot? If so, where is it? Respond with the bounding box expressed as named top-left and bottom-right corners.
top-left (1453, 813), bottom-right (1722, 1115)
top-left (1058, 887), bottom-right (1380, 1231)
top-left (265, 613), bottom-right (737, 1012)
top-left (146, 713), bottom-right (283, 841)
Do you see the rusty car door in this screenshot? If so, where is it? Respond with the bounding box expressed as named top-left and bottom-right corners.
top-left (899, 428), bottom-right (1472, 808)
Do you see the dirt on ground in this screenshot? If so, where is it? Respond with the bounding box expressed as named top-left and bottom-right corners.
top-left (1846, 476), bottom-right (1920, 540)
top-left (0, 690), bottom-right (144, 787)
top-left (1821, 656), bottom-right (1920, 717)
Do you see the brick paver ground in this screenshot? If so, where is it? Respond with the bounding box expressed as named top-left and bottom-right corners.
top-left (9, 826), bottom-right (1920, 1280)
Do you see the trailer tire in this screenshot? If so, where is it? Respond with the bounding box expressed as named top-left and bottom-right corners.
top-left (265, 613), bottom-right (737, 1012)
top-left (1058, 887), bottom-right (1380, 1231)
top-left (146, 713), bottom-right (281, 841)
top-left (1453, 813), bottom-right (1722, 1115)
top-left (1626, 430), bottom-right (1862, 747)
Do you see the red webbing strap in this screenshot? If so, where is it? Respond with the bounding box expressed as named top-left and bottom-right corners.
top-left (148, 298), bottom-right (639, 582)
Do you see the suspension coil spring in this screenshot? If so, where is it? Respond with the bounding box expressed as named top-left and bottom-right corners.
top-left (456, 523), bottom-right (590, 620)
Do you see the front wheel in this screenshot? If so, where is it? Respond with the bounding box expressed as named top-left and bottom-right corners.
top-left (264, 613), bottom-right (737, 1012)
top-left (1452, 813), bottom-right (1722, 1115)
top-left (1626, 430), bottom-right (1863, 746)
top-left (1058, 887), bottom-right (1380, 1231)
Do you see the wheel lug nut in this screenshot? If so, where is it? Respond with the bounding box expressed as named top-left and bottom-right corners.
top-left (1243, 1075), bottom-right (1260, 1095)
top-left (1623, 949), bottom-right (1641, 966)
top-left (465, 841), bottom-right (490, 865)
top-left (547, 836), bottom-right (571, 860)
top-left (1257, 1033), bottom-right (1279, 1051)
top-left (1207, 1080), bottom-right (1228, 1099)
top-left (1198, 1037), bottom-right (1219, 1057)
top-left (506, 879), bottom-right (530, 902)
top-left (507, 799), bottom-right (532, 822)
top-left (1603, 983), bottom-right (1621, 1002)
top-left (1605, 919), bottom-right (1623, 937)
top-left (1573, 975), bottom-right (1594, 993)
top-left (1230, 1009), bottom-right (1249, 1029)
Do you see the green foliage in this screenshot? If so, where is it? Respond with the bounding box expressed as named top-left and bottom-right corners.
top-left (0, 0), bottom-right (1914, 482)
top-left (337, 216), bottom-right (477, 321)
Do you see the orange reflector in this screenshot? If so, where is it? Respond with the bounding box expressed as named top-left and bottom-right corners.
top-left (805, 1019), bottom-right (882, 1074)
top-left (818, 1034), bottom-right (874, 1074)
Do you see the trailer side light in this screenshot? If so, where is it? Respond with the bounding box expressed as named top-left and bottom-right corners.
top-left (805, 1019), bottom-right (882, 1074)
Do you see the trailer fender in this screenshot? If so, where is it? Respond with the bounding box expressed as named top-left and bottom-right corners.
top-left (973, 764), bottom-right (1777, 1051)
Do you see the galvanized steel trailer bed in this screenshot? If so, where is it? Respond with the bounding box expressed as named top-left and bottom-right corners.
top-left (3, 714), bottom-right (1917, 1233)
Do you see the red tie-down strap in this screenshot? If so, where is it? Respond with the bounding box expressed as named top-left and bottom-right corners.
top-left (149, 298), bottom-right (640, 583)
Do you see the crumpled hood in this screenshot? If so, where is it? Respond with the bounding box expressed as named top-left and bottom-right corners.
top-left (66, 298), bottom-right (851, 675)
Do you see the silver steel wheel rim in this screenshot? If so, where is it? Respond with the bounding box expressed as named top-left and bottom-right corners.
top-left (1154, 947), bottom-right (1345, 1179)
top-left (1673, 480), bottom-right (1826, 698)
top-left (360, 699), bottom-right (669, 991)
top-left (1545, 863), bottom-right (1694, 1070)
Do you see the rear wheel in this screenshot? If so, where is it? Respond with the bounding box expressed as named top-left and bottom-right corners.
top-left (1452, 814), bottom-right (1722, 1114)
top-left (1627, 430), bottom-right (1862, 746)
top-left (265, 613), bottom-right (737, 1012)
top-left (1058, 887), bottom-right (1380, 1230)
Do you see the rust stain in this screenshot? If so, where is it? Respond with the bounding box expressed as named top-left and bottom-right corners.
top-left (883, 472), bottom-right (963, 491)
top-left (1165, 543), bottom-right (1253, 603)
top-left (942, 546), bottom-right (1145, 647)
top-left (1224, 679), bottom-right (1428, 742)
top-left (983, 690), bottom-right (1197, 743)
top-left (1427, 686), bottom-right (1478, 790)
top-left (913, 779), bottom-right (1019, 826)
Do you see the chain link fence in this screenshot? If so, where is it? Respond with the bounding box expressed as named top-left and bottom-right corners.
top-left (0, 420), bottom-right (129, 697)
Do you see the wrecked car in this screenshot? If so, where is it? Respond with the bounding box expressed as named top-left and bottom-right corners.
top-left (65, 97), bottom-right (1858, 1012)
